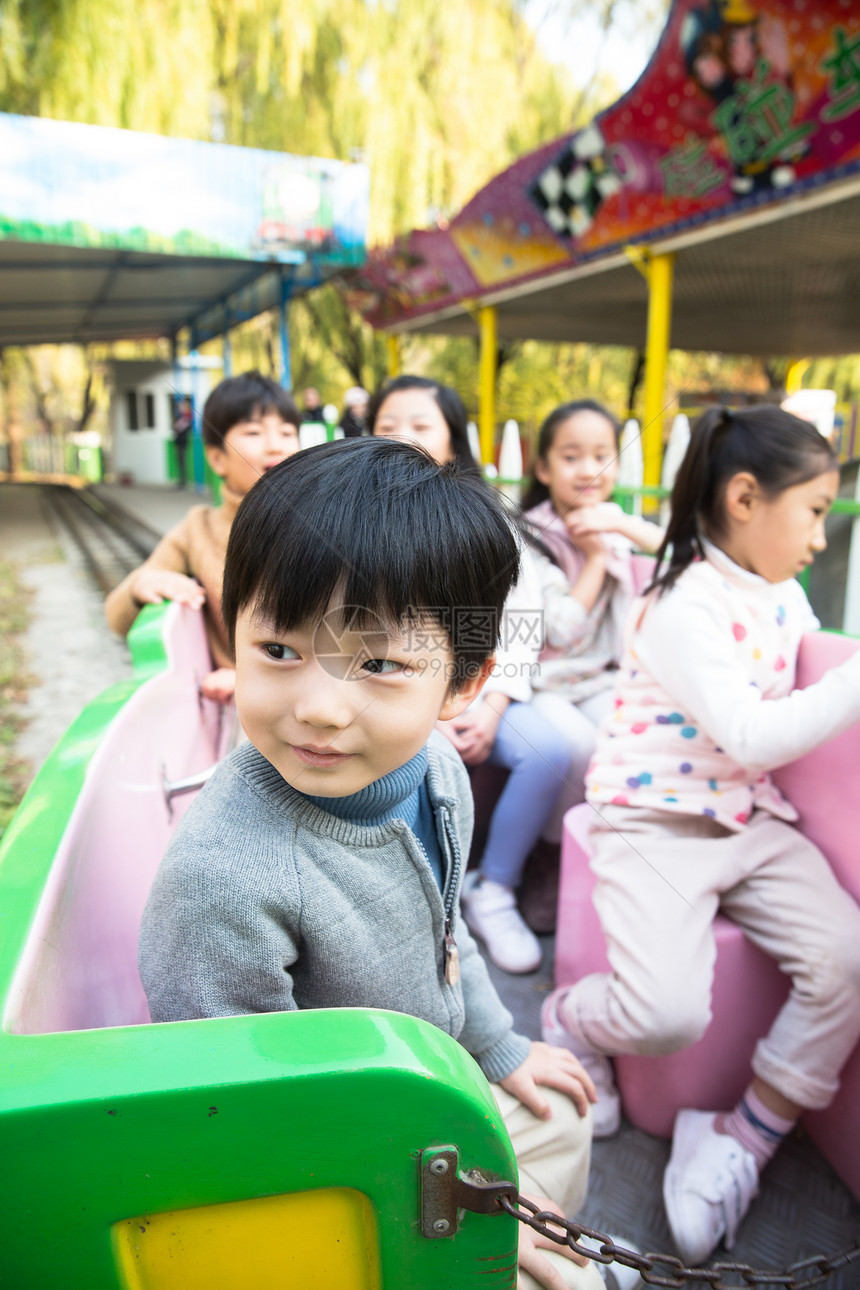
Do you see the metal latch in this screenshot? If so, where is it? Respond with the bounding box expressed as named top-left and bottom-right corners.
top-left (161, 762), bottom-right (218, 819)
top-left (420, 1145), bottom-right (517, 1238)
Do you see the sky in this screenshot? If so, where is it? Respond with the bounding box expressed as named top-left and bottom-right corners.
top-left (525, 0), bottom-right (662, 99)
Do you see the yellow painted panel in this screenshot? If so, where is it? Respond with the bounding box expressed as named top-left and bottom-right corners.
top-left (386, 333), bottom-right (401, 377)
top-left (113, 1187), bottom-right (380, 1290)
top-left (450, 219), bottom-right (570, 288)
top-left (479, 305), bottom-right (498, 466)
top-left (642, 251), bottom-right (674, 496)
top-left (785, 359), bottom-right (810, 395)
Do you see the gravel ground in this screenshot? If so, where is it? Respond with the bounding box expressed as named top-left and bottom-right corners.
top-left (0, 482), bottom-right (204, 783)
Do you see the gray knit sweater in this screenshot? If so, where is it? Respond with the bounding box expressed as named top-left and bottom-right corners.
top-left (138, 731), bottom-right (531, 1082)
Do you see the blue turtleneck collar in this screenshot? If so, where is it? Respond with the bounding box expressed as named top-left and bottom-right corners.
top-left (305, 747), bottom-right (428, 822)
top-left (303, 746), bottom-right (443, 888)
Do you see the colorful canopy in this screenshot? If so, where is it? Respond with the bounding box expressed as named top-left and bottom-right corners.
top-left (350, 0), bottom-right (860, 357)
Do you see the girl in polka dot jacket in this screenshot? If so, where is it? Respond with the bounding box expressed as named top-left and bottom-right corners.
top-left (542, 404), bottom-right (860, 1266)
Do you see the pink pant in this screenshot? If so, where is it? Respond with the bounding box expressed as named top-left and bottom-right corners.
top-left (567, 806), bottom-right (860, 1110)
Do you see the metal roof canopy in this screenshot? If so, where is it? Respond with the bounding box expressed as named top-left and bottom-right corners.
top-left (388, 175), bottom-right (860, 359)
top-left (0, 242), bottom-right (317, 348)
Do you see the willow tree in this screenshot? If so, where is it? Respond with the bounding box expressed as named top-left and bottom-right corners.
top-left (0, 0), bottom-right (216, 136)
top-left (0, 0), bottom-right (640, 426)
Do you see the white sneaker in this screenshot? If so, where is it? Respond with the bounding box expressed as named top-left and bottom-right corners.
top-left (602, 1269), bottom-right (644, 1290)
top-left (461, 878), bottom-right (542, 973)
top-left (663, 1109), bottom-right (759, 1265)
top-left (579, 1233), bottom-right (644, 1289)
top-left (540, 987), bottom-right (621, 1137)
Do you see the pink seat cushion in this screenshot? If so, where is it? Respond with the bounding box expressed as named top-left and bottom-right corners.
top-left (556, 804), bottom-right (788, 1137)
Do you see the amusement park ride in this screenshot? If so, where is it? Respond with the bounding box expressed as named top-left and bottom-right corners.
top-left (3, 0), bottom-right (860, 1284)
top-left (0, 605), bottom-right (521, 1288)
top-left (2, 598), bottom-right (857, 1288)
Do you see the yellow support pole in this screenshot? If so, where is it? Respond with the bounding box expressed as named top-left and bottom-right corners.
top-left (386, 334), bottom-right (401, 379)
top-left (642, 251), bottom-right (674, 495)
top-left (785, 358), bottom-right (809, 394)
top-left (478, 305), bottom-right (497, 467)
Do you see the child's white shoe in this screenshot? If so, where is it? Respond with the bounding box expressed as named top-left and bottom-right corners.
top-left (579, 1232), bottom-right (644, 1289)
top-left (462, 878), bottom-right (542, 974)
top-left (540, 986), bottom-right (620, 1137)
top-left (601, 1268), bottom-right (644, 1290)
top-left (663, 1109), bottom-right (759, 1265)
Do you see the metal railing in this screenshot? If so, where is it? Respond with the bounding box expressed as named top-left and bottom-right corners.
top-left (490, 478), bottom-right (860, 519)
top-left (2, 436), bottom-right (103, 482)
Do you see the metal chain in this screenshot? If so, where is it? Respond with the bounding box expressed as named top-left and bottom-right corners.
top-left (498, 1193), bottom-right (860, 1289)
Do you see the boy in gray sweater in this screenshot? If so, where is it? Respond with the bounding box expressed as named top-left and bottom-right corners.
top-left (139, 438), bottom-right (602, 1290)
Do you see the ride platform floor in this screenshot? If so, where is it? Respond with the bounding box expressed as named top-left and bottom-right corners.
top-left (485, 936), bottom-right (860, 1287)
top-left (3, 481), bottom-right (210, 776)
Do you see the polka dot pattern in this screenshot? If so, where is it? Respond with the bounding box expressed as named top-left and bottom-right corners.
top-left (585, 552), bottom-right (803, 834)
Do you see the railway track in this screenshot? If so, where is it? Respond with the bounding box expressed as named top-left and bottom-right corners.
top-left (40, 484), bottom-right (162, 594)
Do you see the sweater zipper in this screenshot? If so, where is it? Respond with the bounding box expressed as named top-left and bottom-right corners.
top-left (438, 803), bottom-right (461, 985)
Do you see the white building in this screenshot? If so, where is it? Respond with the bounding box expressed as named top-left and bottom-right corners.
top-left (106, 357), bottom-right (222, 485)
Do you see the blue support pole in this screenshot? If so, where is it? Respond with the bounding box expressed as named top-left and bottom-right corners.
top-left (222, 304), bottom-right (233, 376)
top-left (279, 272), bottom-right (293, 391)
top-left (189, 328), bottom-right (206, 495)
top-left (170, 332), bottom-right (183, 487)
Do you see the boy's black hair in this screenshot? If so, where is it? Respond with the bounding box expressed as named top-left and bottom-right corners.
top-left (222, 438), bottom-right (520, 691)
top-left (201, 370), bottom-right (299, 449)
top-left (367, 375), bottom-right (480, 475)
top-left (521, 399), bottom-right (621, 510)
top-left (649, 403), bottom-right (838, 596)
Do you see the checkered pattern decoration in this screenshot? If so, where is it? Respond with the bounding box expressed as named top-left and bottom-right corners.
top-left (530, 125), bottom-right (622, 240)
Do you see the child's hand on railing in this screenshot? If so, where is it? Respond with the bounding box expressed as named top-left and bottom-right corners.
top-left (200, 667), bottom-right (237, 704)
top-left (131, 568), bottom-right (206, 611)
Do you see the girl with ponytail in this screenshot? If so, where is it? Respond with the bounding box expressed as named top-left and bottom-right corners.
top-left (542, 404), bottom-right (860, 1264)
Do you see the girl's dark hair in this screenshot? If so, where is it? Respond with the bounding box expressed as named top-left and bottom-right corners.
top-left (521, 399), bottom-right (621, 510)
top-left (222, 438), bottom-right (520, 691)
top-left (367, 375), bottom-right (479, 474)
top-left (649, 403), bottom-right (838, 596)
top-left (201, 370), bottom-right (299, 448)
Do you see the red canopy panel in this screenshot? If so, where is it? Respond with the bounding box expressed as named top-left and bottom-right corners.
top-left (349, 0), bottom-right (860, 357)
